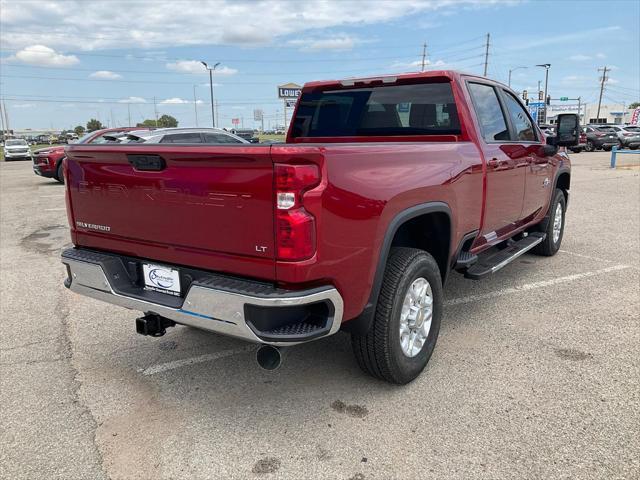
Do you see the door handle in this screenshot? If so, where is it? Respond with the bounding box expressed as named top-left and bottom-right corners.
top-left (487, 158), bottom-right (499, 168)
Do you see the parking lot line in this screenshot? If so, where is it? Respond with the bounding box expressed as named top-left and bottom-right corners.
top-left (139, 344), bottom-right (256, 376)
top-left (445, 264), bottom-right (630, 307)
top-left (44, 208), bottom-right (66, 211)
top-left (39, 194), bottom-right (65, 198)
top-left (139, 264), bottom-right (631, 376)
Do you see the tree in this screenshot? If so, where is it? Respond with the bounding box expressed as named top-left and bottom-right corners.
top-left (74, 125), bottom-right (85, 136)
top-left (86, 119), bottom-right (104, 131)
top-left (158, 114), bottom-right (178, 128)
top-left (136, 119), bottom-right (157, 127)
top-left (136, 114), bottom-right (178, 128)
top-left (629, 102), bottom-right (640, 110)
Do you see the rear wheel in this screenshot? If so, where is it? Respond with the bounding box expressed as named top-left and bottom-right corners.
top-left (351, 247), bottom-right (442, 384)
top-left (584, 141), bottom-right (594, 152)
top-left (532, 189), bottom-right (566, 256)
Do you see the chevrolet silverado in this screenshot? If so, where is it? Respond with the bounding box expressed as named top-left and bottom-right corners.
top-left (61, 71), bottom-right (579, 384)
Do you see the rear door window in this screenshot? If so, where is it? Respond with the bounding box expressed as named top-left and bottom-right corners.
top-left (467, 82), bottom-right (510, 142)
top-left (291, 82), bottom-right (460, 138)
top-left (159, 132), bottom-right (203, 143)
top-left (202, 133), bottom-right (243, 144)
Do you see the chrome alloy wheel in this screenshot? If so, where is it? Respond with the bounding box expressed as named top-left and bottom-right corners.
top-left (552, 202), bottom-right (563, 244)
top-left (399, 277), bottom-right (433, 358)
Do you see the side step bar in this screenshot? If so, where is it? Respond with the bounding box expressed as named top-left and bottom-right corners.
top-left (464, 232), bottom-right (545, 280)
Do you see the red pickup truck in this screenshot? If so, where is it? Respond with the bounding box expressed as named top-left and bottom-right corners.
top-left (61, 71), bottom-right (579, 383)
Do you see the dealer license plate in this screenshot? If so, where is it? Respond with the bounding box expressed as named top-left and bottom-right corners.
top-left (142, 263), bottom-right (181, 296)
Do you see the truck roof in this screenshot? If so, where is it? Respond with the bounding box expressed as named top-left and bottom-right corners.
top-left (303, 69), bottom-right (505, 90)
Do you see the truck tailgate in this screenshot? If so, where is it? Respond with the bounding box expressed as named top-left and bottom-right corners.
top-left (65, 144), bottom-right (275, 278)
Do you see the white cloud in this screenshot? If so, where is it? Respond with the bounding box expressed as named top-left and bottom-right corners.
top-left (288, 34), bottom-right (362, 51)
top-left (607, 78), bottom-right (620, 84)
top-left (12, 103), bottom-right (36, 108)
top-left (118, 96), bottom-right (146, 103)
top-left (89, 70), bottom-right (122, 79)
top-left (595, 52), bottom-right (606, 59)
top-left (7, 45), bottom-right (79, 67)
top-left (166, 60), bottom-right (237, 76)
top-left (569, 54), bottom-right (591, 61)
top-left (160, 97), bottom-right (190, 105)
top-left (0, 1), bottom-right (518, 51)
top-left (507, 26), bottom-right (621, 51)
top-left (389, 58), bottom-right (446, 71)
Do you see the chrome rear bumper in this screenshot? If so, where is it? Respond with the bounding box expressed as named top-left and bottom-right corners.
top-left (62, 248), bottom-right (343, 346)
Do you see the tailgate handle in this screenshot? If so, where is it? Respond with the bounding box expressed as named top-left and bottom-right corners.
top-left (127, 154), bottom-right (166, 171)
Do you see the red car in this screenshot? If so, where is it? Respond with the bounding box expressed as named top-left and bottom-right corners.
top-left (61, 71), bottom-right (579, 383)
top-left (32, 127), bottom-right (149, 183)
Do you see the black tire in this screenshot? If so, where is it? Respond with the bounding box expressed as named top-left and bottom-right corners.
top-left (56, 159), bottom-right (65, 184)
top-left (351, 247), bottom-right (442, 384)
top-left (532, 189), bottom-right (566, 256)
top-left (584, 141), bottom-right (594, 152)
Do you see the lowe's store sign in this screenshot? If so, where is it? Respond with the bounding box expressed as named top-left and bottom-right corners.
top-left (278, 83), bottom-right (302, 98)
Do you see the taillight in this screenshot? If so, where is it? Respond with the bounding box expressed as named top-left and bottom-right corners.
top-left (274, 163), bottom-right (320, 261)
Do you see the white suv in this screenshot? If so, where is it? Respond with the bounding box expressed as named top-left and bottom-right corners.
top-left (3, 139), bottom-right (32, 161)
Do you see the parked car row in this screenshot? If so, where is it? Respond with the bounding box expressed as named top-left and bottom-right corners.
top-left (583, 124), bottom-right (640, 151)
top-left (31, 127), bottom-right (249, 184)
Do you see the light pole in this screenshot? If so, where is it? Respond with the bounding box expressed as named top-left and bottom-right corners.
top-left (201, 61), bottom-right (220, 128)
top-left (536, 63), bottom-right (551, 123)
top-left (508, 66), bottom-right (527, 88)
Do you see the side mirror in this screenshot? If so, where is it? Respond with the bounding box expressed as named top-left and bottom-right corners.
top-left (555, 113), bottom-right (580, 146)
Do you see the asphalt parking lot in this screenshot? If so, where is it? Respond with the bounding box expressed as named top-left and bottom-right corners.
top-left (1, 151), bottom-right (638, 480)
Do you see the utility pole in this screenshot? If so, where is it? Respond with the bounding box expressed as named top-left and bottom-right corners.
top-left (0, 100), bottom-right (5, 135)
top-left (153, 97), bottom-right (158, 126)
top-left (421, 42), bottom-right (427, 71)
top-left (127, 103), bottom-right (131, 127)
top-left (3, 99), bottom-right (10, 132)
top-left (577, 96), bottom-right (582, 124)
top-left (596, 66), bottom-right (609, 123)
top-left (193, 85), bottom-right (199, 127)
top-left (110, 109), bottom-right (115, 128)
top-left (483, 33), bottom-right (490, 77)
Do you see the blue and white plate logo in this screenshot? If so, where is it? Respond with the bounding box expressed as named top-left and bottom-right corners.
top-left (148, 268), bottom-right (174, 288)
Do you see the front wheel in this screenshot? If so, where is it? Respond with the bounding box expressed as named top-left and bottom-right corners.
top-left (585, 141), bottom-right (594, 152)
top-left (532, 189), bottom-right (566, 256)
top-left (56, 159), bottom-right (65, 184)
top-left (351, 248), bottom-right (442, 384)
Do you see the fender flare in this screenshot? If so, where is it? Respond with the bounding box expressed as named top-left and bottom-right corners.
top-left (342, 201), bottom-right (452, 335)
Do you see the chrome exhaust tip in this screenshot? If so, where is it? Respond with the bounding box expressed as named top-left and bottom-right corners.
top-left (256, 345), bottom-right (284, 370)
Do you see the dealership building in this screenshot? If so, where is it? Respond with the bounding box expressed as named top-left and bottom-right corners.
top-left (546, 103), bottom-right (638, 125)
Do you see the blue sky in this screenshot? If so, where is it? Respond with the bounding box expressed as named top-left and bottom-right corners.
top-left (1, 0), bottom-right (638, 130)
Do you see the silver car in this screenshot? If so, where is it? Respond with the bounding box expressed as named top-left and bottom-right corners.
top-left (126, 128), bottom-right (249, 144)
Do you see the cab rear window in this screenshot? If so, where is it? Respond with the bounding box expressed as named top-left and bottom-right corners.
top-left (290, 82), bottom-right (460, 138)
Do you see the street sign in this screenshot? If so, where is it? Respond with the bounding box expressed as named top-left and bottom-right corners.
top-left (278, 83), bottom-right (302, 99)
top-left (253, 109), bottom-right (263, 121)
top-left (285, 99), bottom-right (297, 108)
top-left (528, 101), bottom-right (545, 108)
top-left (560, 97), bottom-right (569, 101)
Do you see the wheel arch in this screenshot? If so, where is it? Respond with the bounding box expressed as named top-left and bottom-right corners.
top-left (342, 201), bottom-right (452, 335)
